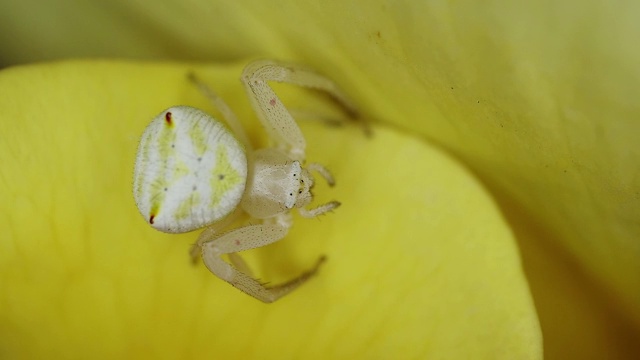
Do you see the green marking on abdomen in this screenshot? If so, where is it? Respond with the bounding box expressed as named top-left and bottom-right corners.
top-left (175, 192), bottom-right (202, 220)
top-left (210, 144), bottom-right (243, 208)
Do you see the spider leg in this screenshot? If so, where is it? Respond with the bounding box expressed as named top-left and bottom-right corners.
top-left (198, 221), bottom-right (325, 303)
top-left (228, 252), bottom-right (253, 277)
top-left (298, 201), bottom-right (341, 219)
top-left (189, 208), bottom-right (243, 263)
top-left (188, 72), bottom-right (253, 151)
top-left (241, 59), bottom-right (364, 160)
top-left (307, 162), bottom-right (336, 187)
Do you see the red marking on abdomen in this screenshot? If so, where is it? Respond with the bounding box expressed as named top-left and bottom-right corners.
top-left (149, 214), bottom-right (156, 224)
top-left (269, 98), bottom-right (276, 106)
top-left (165, 112), bottom-right (173, 125)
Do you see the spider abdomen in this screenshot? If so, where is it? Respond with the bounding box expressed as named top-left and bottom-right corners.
top-left (133, 106), bottom-right (247, 233)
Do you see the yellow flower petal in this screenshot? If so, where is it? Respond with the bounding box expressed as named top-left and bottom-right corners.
top-left (5, 1), bottom-right (639, 357)
top-left (0, 60), bottom-right (540, 358)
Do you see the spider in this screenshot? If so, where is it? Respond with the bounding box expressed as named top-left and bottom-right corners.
top-left (133, 60), bottom-right (359, 302)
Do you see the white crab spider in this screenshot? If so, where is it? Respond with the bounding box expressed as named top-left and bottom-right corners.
top-left (133, 60), bottom-right (358, 303)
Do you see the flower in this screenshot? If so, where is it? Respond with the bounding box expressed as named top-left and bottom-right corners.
top-left (1, 1), bottom-right (639, 358)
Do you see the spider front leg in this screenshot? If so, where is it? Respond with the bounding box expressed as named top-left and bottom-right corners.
top-left (198, 220), bottom-right (326, 303)
top-left (241, 59), bottom-right (362, 160)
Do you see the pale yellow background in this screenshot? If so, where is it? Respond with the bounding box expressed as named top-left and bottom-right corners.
top-left (1, 0), bottom-right (639, 358)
